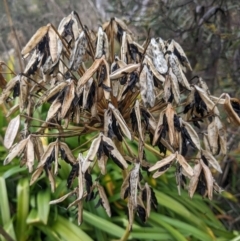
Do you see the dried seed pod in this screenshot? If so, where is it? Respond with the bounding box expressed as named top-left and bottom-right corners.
top-left (200, 159), bottom-right (213, 200)
top-left (172, 40), bottom-right (192, 71)
top-left (110, 63), bottom-right (140, 80)
top-left (36, 81), bottom-right (68, 107)
top-left (109, 103), bottom-right (132, 140)
top-left (61, 80), bottom-right (75, 119)
top-left (149, 153), bottom-right (176, 172)
top-left (224, 94), bottom-right (240, 125)
top-left (181, 119), bottom-right (201, 150)
top-left (49, 189), bottom-right (77, 205)
top-left (130, 163), bottom-right (140, 206)
top-left (69, 31), bottom-right (87, 71)
top-left (176, 154), bottom-right (194, 177)
top-left (0, 75), bottom-right (20, 105)
top-left (95, 26), bottom-right (105, 59)
top-left (102, 58), bottom-right (111, 100)
top-left (60, 142), bottom-right (76, 165)
top-left (150, 38), bottom-right (168, 74)
top-left (26, 137), bottom-right (35, 173)
top-left (82, 135), bottom-right (102, 173)
top-left (134, 100), bottom-right (144, 142)
top-left (165, 103), bottom-right (176, 147)
top-left (201, 149), bottom-right (222, 173)
top-left (48, 26), bottom-right (58, 62)
top-left (97, 185), bottom-right (111, 217)
top-left (194, 85), bottom-right (219, 115)
top-left (4, 115), bottom-right (20, 149)
top-left (189, 162), bottom-right (202, 198)
top-left (121, 31), bottom-right (128, 63)
top-left (169, 68), bottom-right (180, 104)
top-left (169, 53), bottom-right (191, 90)
top-left (21, 25), bottom-right (50, 57)
top-left (144, 56), bottom-right (165, 83)
top-left (46, 100), bottom-right (62, 122)
top-left (78, 57), bottom-right (104, 87)
top-left (102, 135), bottom-right (128, 169)
top-left (207, 119), bottom-right (219, 155)
top-left (4, 138), bottom-right (29, 165)
top-left (139, 64), bottom-right (155, 108)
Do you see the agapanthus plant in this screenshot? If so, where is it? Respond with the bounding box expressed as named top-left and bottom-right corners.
top-left (1, 11), bottom-right (240, 230)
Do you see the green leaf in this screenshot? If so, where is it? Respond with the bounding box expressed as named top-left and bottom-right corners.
top-left (150, 213), bottom-right (214, 241)
top-left (83, 210), bottom-right (125, 238)
top-left (26, 209), bottom-right (41, 224)
top-left (37, 190), bottom-right (50, 224)
top-left (51, 215), bottom-right (93, 241)
top-left (16, 178), bottom-right (29, 241)
top-left (0, 177), bottom-right (11, 224)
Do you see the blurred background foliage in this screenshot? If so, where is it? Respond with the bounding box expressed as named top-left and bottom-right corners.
top-left (0, 0), bottom-right (240, 240)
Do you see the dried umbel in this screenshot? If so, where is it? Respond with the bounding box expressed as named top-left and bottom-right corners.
top-left (1, 11), bottom-right (239, 230)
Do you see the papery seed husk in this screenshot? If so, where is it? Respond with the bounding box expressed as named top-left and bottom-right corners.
top-left (98, 185), bottom-right (111, 217)
top-left (121, 31), bottom-right (128, 63)
top-left (169, 68), bottom-right (180, 104)
top-left (143, 183), bottom-right (151, 218)
top-left (36, 81), bottom-right (67, 107)
top-left (207, 120), bottom-right (219, 155)
top-left (49, 189), bottom-right (77, 205)
top-left (21, 25), bottom-right (50, 57)
top-left (46, 100), bottom-right (61, 122)
top-left (165, 103), bottom-right (176, 146)
top-left (189, 162), bottom-right (202, 198)
top-left (78, 154), bottom-right (85, 199)
top-left (134, 100), bottom-right (144, 142)
top-left (195, 85), bottom-right (219, 115)
top-left (4, 115), bottom-right (20, 149)
top-left (176, 154), bottom-right (194, 177)
top-left (30, 166), bottom-right (44, 185)
top-left (69, 31), bottom-right (87, 71)
top-left (26, 138), bottom-right (35, 173)
top-left (47, 169), bottom-right (55, 192)
top-left (224, 94), bottom-right (240, 125)
top-left (144, 56), bottom-right (165, 83)
top-left (102, 58), bottom-right (111, 100)
top-left (163, 75), bottom-right (172, 103)
top-left (95, 26), bottom-right (104, 59)
top-left (152, 111), bottom-right (165, 146)
top-left (78, 200), bottom-right (83, 225)
top-left (151, 38), bottom-right (168, 74)
top-left (37, 142), bottom-right (55, 167)
top-left (121, 172), bottom-right (130, 199)
top-left (61, 80), bottom-right (75, 119)
top-left (149, 153), bottom-right (176, 172)
top-left (109, 103), bottom-right (132, 140)
top-left (200, 159), bottom-right (213, 200)
top-left (19, 76), bottom-right (29, 112)
top-left (169, 53), bottom-right (191, 90)
top-left (102, 135), bottom-right (128, 169)
top-left (201, 149), bottom-right (222, 173)
top-left (4, 138), bottom-right (29, 165)
top-left (82, 135), bottom-right (102, 173)
top-left (181, 119), bottom-right (201, 150)
top-left (130, 163), bottom-right (140, 207)
top-left (78, 57), bottom-right (104, 87)
top-left (172, 40), bottom-right (192, 71)
top-left (110, 63), bottom-right (140, 80)
top-left (48, 26), bottom-right (58, 62)
top-left (59, 142), bottom-right (76, 165)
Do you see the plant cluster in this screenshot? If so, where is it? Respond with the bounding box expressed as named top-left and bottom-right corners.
top-left (1, 11), bottom-right (240, 230)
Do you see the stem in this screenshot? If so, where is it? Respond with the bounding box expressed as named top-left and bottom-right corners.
top-left (0, 225), bottom-right (15, 241)
top-left (120, 224), bottom-right (130, 241)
